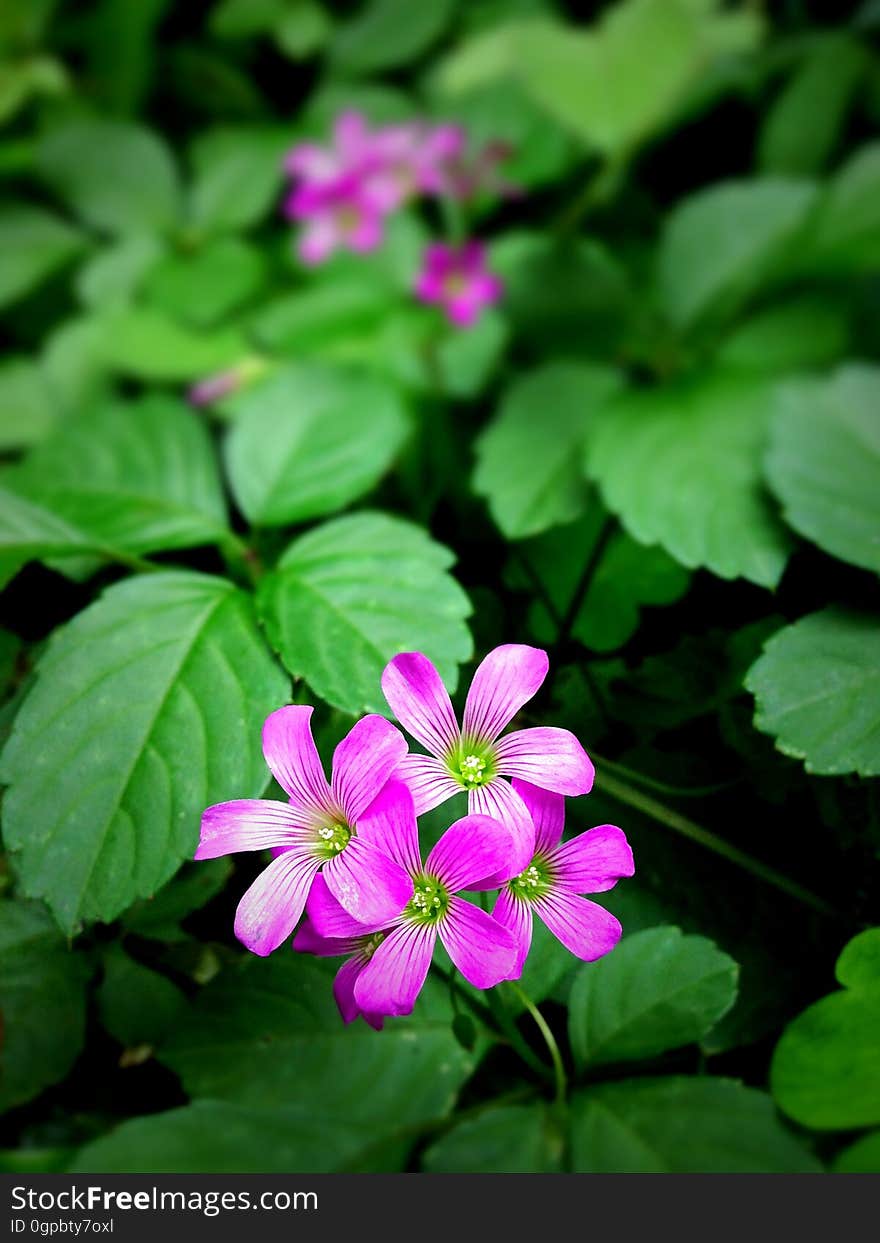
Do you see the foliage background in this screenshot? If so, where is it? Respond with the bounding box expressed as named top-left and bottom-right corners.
top-left (0, 0), bottom-right (878, 1174)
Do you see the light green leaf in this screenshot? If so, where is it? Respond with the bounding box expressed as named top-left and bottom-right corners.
top-left (746, 609), bottom-right (880, 777)
top-left (40, 317), bottom-right (110, 417)
top-left (800, 142), bottom-right (880, 273)
top-left (224, 365), bottom-right (410, 526)
top-left (0, 356), bottom-right (58, 451)
top-left (75, 235), bottom-right (164, 309)
top-left (187, 127), bottom-right (289, 236)
top-left (833, 1132), bottom-right (880, 1173)
top-left (657, 178), bottom-right (817, 329)
top-left (422, 1103), bottom-right (562, 1172)
top-left (331, 0), bottom-right (457, 75)
top-left (586, 369), bottom-right (793, 587)
top-left (91, 306), bottom-right (246, 381)
top-left (257, 511), bottom-right (472, 715)
top-left (766, 365), bottom-right (880, 574)
top-left (474, 362), bottom-right (622, 540)
top-left (570, 1077), bottom-right (820, 1172)
top-left (98, 944), bottom-right (186, 1049)
top-left (0, 900), bottom-right (90, 1111)
top-left (717, 297), bottom-right (850, 375)
top-left (568, 926), bottom-right (738, 1069)
top-left (836, 928), bottom-right (880, 991)
top-left (0, 572), bottom-right (288, 932)
top-left (144, 237), bottom-right (266, 327)
top-left (0, 205), bottom-right (85, 310)
top-left (38, 119), bottom-right (181, 236)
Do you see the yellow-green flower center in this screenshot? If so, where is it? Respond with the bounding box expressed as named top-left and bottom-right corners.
top-left (448, 742), bottom-right (496, 790)
top-left (314, 822), bottom-right (351, 860)
top-left (405, 874), bottom-right (450, 925)
top-left (509, 855), bottom-right (554, 902)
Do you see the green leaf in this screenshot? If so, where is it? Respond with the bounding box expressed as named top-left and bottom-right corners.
top-left (144, 237), bottom-right (266, 327)
top-left (656, 179), bottom-right (817, 330)
top-left (568, 926), bottom-right (738, 1069)
top-left (745, 609), bottom-right (880, 777)
top-left (511, 509), bottom-right (690, 653)
top-left (716, 297), bottom-right (850, 375)
top-left (257, 511), bottom-right (472, 715)
top-left (0, 356), bottom-right (58, 451)
top-left (473, 362), bottom-right (622, 540)
top-left (224, 365), bottom-right (410, 527)
top-left (0, 571), bottom-right (288, 932)
top-left (75, 235), bottom-right (164, 309)
top-left (765, 365), bottom-right (880, 574)
top-left (0, 205), bottom-right (85, 310)
top-left (122, 858), bottom-right (232, 942)
top-left (570, 1078), bottom-right (820, 1172)
top-left (10, 394), bottom-right (229, 558)
top-left (98, 944), bottom-right (185, 1048)
top-left (331, 0), bottom-right (457, 75)
top-left (0, 485), bottom-right (132, 588)
top-left (586, 369), bottom-right (793, 588)
top-left (800, 142), bottom-right (880, 273)
top-left (0, 899), bottom-right (90, 1111)
top-left (91, 306), bottom-right (246, 381)
top-left (771, 928), bottom-right (880, 1129)
top-left (38, 119), bottom-right (181, 236)
top-left (40, 317), bottom-right (110, 417)
top-left (833, 1132), bottom-right (880, 1174)
top-left (422, 1103), bottom-right (562, 1172)
top-left (0, 55), bottom-right (67, 125)
top-left (187, 127), bottom-right (289, 236)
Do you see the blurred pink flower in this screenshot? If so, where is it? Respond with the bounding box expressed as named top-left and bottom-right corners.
top-left (414, 241), bottom-right (503, 328)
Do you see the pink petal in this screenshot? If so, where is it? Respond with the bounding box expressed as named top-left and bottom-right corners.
top-left (195, 799), bottom-right (313, 860)
top-left (495, 727), bottom-right (594, 796)
top-left (439, 897), bottom-right (517, 989)
top-left (292, 914), bottom-right (362, 957)
top-left (425, 813), bottom-right (513, 893)
top-left (469, 779), bottom-right (535, 880)
top-left (381, 652), bottom-right (460, 758)
top-left (333, 954), bottom-right (384, 1029)
top-left (534, 890), bottom-right (622, 962)
top-left (462, 644), bottom-right (549, 744)
top-left (323, 836), bottom-right (412, 925)
top-left (511, 778), bottom-right (565, 856)
top-left (395, 753), bottom-right (461, 816)
top-left (550, 824), bottom-right (634, 894)
top-left (331, 714), bottom-right (407, 824)
top-left (446, 293), bottom-right (484, 329)
top-left (347, 210), bottom-right (383, 253)
top-left (305, 873), bottom-right (382, 939)
top-left (353, 922), bottom-right (437, 1017)
top-left (234, 850), bottom-right (321, 957)
top-left (355, 779), bottom-right (422, 877)
top-left (492, 888), bottom-right (532, 980)
top-left (298, 218), bottom-right (339, 265)
top-left (261, 706), bottom-right (333, 817)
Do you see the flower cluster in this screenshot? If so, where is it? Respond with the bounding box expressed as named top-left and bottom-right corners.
top-left (197, 645), bottom-right (634, 1028)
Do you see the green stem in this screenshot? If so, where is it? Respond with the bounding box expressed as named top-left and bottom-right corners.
top-left (553, 152), bottom-right (629, 235)
top-left (591, 751), bottom-right (742, 799)
top-left (492, 986), bottom-right (554, 1083)
top-left (506, 982), bottom-right (567, 1107)
top-left (430, 963), bottom-right (497, 1032)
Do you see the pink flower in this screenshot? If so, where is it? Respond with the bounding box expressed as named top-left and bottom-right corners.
top-left (382, 645), bottom-right (594, 880)
top-left (361, 121), bottom-right (465, 212)
top-left (195, 706), bottom-right (412, 957)
top-left (293, 883), bottom-right (389, 1031)
top-left (494, 780), bottom-right (633, 978)
top-left (414, 242), bottom-right (503, 327)
top-left (285, 173), bottom-right (385, 265)
top-left (305, 780), bottom-right (518, 1018)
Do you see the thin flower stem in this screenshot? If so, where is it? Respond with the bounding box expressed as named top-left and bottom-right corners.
top-left (506, 982), bottom-right (567, 1107)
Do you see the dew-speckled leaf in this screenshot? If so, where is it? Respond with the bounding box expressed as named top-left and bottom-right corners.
top-left (258, 511), bottom-right (472, 715)
top-left (745, 609), bottom-right (880, 777)
top-left (570, 1078), bottom-right (820, 1172)
top-left (0, 205), bottom-right (85, 310)
top-left (225, 365), bottom-right (410, 527)
top-left (422, 1104), bottom-right (562, 1172)
top-left (586, 370), bottom-right (793, 587)
top-left (0, 900), bottom-right (90, 1111)
top-left (568, 926), bottom-right (738, 1069)
top-left (0, 572), bottom-right (288, 932)
top-left (473, 362), bottom-right (622, 539)
top-left (765, 365), bottom-right (880, 574)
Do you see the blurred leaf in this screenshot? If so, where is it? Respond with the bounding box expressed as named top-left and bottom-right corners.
top-left (833, 1132), bottom-right (880, 1173)
top-left (799, 142), bottom-right (880, 273)
top-left (0, 572), bottom-right (288, 932)
top-left (586, 369), bottom-right (793, 588)
top-left (765, 365), bottom-right (880, 574)
top-left (0, 356), bottom-right (58, 451)
top-left (144, 238), bottom-right (267, 327)
top-left (224, 364), bottom-right (410, 526)
top-left (38, 120), bottom-right (182, 237)
top-left (188, 127), bottom-right (289, 236)
top-left (122, 858), bottom-right (232, 942)
top-left (40, 317), bottom-right (110, 415)
top-left (81, 0), bottom-right (170, 115)
top-left (90, 306), bottom-right (246, 381)
top-left (0, 55), bottom-right (67, 123)
top-left (0, 0), bottom-right (58, 50)
top-left (717, 297), bottom-right (850, 374)
top-left (570, 1077), bottom-right (820, 1172)
top-left (656, 178), bottom-right (817, 330)
top-left (474, 362), bottom-right (622, 539)
top-left (432, 310), bottom-right (508, 399)
top-left (746, 609), bottom-right (880, 778)
top-left (771, 928), bottom-right (880, 1129)
top-left (259, 511), bottom-right (471, 714)
top-left (210, 0), bottom-right (330, 57)
top-left (0, 485), bottom-right (131, 588)
top-left (98, 944), bottom-right (185, 1049)
top-left (75, 235), bottom-right (164, 310)
top-left (0, 1149), bottom-right (73, 1174)
top-left (0, 205), bottom-right (85, 310)
top-left (275, 1), bottom-right (331, 57)
top-left (331, 0), bottom-right (457, 75)
top-left (210, 0), bottom-right (289, 36)
top-left (568, 926), bottom-right (738, 1069)
top-left (0, 899), bottom-right (89, 1111)
top-left (422, 1103), bottom-right (562, 1171)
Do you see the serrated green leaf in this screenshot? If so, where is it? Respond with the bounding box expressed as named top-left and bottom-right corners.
top-left (224, 365), bottom-right (410, 526)
top-left (98, 944), bottom-right (185, 1048)
top-left (568, 926), bottom-right (738, 1069)
top-left (474, 362), bottom-right (622, 540)
top-left (765, 365), bottom-right (880, 574)
top-left (0, 900), bottom-right (90, 1111)
top-left (586, 369), bottom-right (793, 587)
top-left (258, 511), bottom-right (472, 715)
top-left (331, 0), bottom-right (456, 75)
top-left (422, 1103), bottom-right (562, 1172)
top-left (38, 119), bottom-right (181, 236)
top-left (570, 1077), bottom-right (820, 1172)
top-left (0, 572), bottom-right (288, 932)
top-left (187, 127), bottom-right (289, 236)
top-left (0, 485), bottom-right (132, 588)
top-left (746, 609), bottom-right (880, 777)
top-left (0, 205), bottom-right (85, 310)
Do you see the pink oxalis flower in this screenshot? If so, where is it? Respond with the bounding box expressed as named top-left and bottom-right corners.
top-left (494, 779), bottom-right (634, 977)
top-left (293, 883), bottom-right (389, 1031)
top-left (414, 241), bottom-right (503, 328)
top-left (196, 706), bottom-right (413, 956)
top-left (382, 644), bottom-right (594, 880)
top-left (303, 780), bottom-right (518, 1018)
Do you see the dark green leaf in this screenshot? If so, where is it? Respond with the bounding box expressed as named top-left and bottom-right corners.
top-left (98, 944), bottom-right (185, 1048)
top-left (122, 859), bottom-right (232, 942)
top-left (800, 142), bottom-right (880, 273)
top-left (833, 1131), bottom-right (880, 1173)
top-left (717, 297), bottom-right (850, 375)
top-left (422, 1103), bottom-right (562, 1172)
top-left (331, 0), bottom-right (457, 75)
